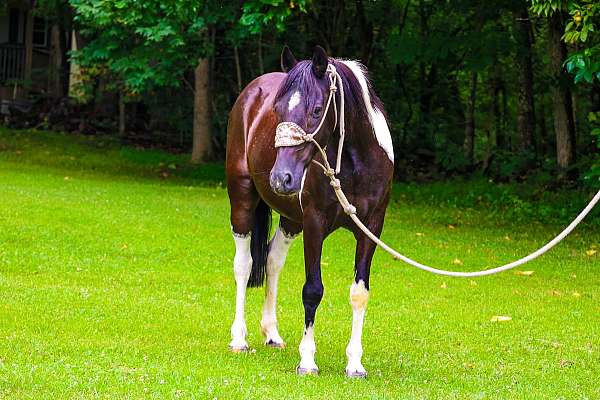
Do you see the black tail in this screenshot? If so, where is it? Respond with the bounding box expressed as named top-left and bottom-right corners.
top-left (248, 200), bottom-right (272, 288)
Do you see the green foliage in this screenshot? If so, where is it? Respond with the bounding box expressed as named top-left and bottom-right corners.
top-left (240, 0), bottom-right (307, 35)
top-left (532, 0), bottom-right (600, 83)
top-left (69, 0), bottom-right (302, 95)
top-left (71, 0), bottom-right (212, 94)
top-left (564, 46), bottom-right (600, 83)
top-left (530, 0), bottom-right (566, 17)
top-left (584, 111), bottom-right (600, 186)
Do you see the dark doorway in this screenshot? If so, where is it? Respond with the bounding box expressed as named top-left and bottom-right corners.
top-left (8, 8), bottom-right (21, 44)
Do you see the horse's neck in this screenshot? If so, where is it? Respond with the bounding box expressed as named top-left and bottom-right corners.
top-left (327, 118), bottom-right (380, 174)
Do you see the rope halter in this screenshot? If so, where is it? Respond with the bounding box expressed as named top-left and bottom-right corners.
top-left (274, 63), bottom-right (346, 174)
top-left (273, 61), bottom-right (600, 278)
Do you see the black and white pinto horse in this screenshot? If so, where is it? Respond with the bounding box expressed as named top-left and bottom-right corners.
top-left (226, 45), bottom-right (393, 377)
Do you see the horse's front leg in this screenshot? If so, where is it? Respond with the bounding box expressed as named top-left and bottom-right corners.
top-left (346, 215), bottom-right (384, 378)
top-left (297, 215), bottom-right (325, 375)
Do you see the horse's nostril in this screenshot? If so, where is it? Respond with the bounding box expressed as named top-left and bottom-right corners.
top-left (282, 172), bottom-right (293, 189)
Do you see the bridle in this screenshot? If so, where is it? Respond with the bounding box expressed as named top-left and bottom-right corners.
top-left (275, 64), bottom-right (346, 175)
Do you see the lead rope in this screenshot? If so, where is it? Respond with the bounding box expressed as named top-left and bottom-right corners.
top-left (276, 64), bottom-right (600, 277)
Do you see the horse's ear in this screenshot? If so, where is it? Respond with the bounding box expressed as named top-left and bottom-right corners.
top-left (311, 45), bottom-right (328, 78)
top-left (281, 46), bottom-right (297, 73)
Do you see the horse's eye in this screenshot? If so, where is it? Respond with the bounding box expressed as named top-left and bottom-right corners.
top-left (313, 106), bottom-right (323, 118)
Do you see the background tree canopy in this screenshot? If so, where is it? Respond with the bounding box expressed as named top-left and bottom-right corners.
top-left (5, 0), bottom-right (600, 187)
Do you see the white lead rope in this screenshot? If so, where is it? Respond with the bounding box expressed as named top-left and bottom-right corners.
top-left (311, 135), bottom-right (600, 277)
top-left (276, 64), bottom-right (600, 277)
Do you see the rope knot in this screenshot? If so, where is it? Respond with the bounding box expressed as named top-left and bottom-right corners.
top-left (343, 204), bottom-right (357, 215)
top-left (330, 178), bottom-right (341, 188)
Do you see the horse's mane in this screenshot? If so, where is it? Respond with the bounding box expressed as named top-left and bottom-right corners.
top-left (274, 58), bottom-right (385, 123)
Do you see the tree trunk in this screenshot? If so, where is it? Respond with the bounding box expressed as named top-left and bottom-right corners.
top-left (356, 0), bottom-right (374, 64)
top-left (548, 13), bottom-right (576, 172)
top-left (118, 92), bottom-right (126, 136)
top-left (24, 9), bottom-right (33, 85)
top-left (463, 71), bottom-right (477, 165)
top-left (490, 73), bottom-right (505, 150)
top-left (233, 46), bottom-right (242, 93)
top-left (191, 58), bottom-right (212, 163)
top-left (512, 4), bottom-right (535, 154)
top-left (537, 95), bottom-right (548, 152)
top-left (49, 23), bottom-right (64, 99)
top-left (257, 32), bottom-right (264, 75)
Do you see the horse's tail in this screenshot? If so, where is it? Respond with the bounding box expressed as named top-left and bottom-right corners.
top-left (248, 199), bottom-right (272, 288)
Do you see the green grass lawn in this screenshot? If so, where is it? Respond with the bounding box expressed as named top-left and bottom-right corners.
top-left (0, 128), bottom-right (599, 399)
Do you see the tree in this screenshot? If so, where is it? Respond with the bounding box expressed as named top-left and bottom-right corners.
top-left (512, 1), bottom-right (536, 155)
top-left (548, 11), bottom-right (577, 172)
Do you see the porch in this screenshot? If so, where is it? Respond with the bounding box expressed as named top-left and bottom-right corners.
top-left (0, 0), bottom-right (47, 102)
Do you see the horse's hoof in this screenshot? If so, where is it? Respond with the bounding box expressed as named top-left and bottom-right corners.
top-left (296, 366), bottom-right (319, 376)
top-left (345, 369), bottom-right (367, 378)
top-left (229, 344), bottom-right (249, 353)
top-left (265, 339), bottom-right (285, 349)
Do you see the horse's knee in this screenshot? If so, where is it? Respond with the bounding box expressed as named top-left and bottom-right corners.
top-left (350, 279), bottom-right (369, 311)
top-left (302, 280), bottom-right (324, 324)
top-left (303, 281), bottom-right (324, 304)
top-left (266, 228), bottom-right (295, 275)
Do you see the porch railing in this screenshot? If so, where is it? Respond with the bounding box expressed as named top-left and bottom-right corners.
top-left (0, 45), bottom-right (26, 83)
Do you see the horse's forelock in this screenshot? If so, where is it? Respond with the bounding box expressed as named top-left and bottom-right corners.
top-left (275, 58), bottom-right (384, 123)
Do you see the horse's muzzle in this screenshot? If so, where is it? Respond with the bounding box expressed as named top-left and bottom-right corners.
top-left (270, 168), bottom-right (300, 195)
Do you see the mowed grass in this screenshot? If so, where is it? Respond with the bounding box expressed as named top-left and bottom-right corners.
top-left (0, 128), bottom-right (599, 399)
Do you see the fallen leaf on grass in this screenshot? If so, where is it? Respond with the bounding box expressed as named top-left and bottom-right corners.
top-left (572, 291), bottom-right (581, 298)
top-left (515, 270), bottom-right (534, 276)
top-left (585, 249), bottom-right (597, 256)
top-left (453, 258), bottom-right (463, 265)
top-left (416, 232), bottom-right (424, 237)
top-left (490, 315), bottom-right (512, 322)
top-left (64, 176), bottom-right (71, 181)
top-left (440, 282), bottom-right (448, 289)
top-left (447, 224), bottom-right (456, 230)
top-left (469, 280), bottom-right (477, 286)
top-left (504, 236), bottom-right (511, 241)
top-left (551, 290), bottom-right (562, 297)
top-left (559, 359), bottom-right (574, 368)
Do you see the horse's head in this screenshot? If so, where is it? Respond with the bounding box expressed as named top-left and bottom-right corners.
top-left (270, 46), bottom-right (334, 196)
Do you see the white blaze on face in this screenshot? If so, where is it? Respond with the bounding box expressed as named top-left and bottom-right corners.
top-left (288, 90), bottom-right (301, 111)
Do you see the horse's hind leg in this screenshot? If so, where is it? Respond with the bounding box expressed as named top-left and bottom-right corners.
top-left (228, 175), bottom-right (260, 352)
top-left (261, 217), bottom-right (301, 348)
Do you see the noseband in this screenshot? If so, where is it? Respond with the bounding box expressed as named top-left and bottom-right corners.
top-left (275, 64), bottom-right (346, 174)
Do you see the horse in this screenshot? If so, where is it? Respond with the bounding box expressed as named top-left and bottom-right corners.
top-left (225, 45), bottom-right (394, 377)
